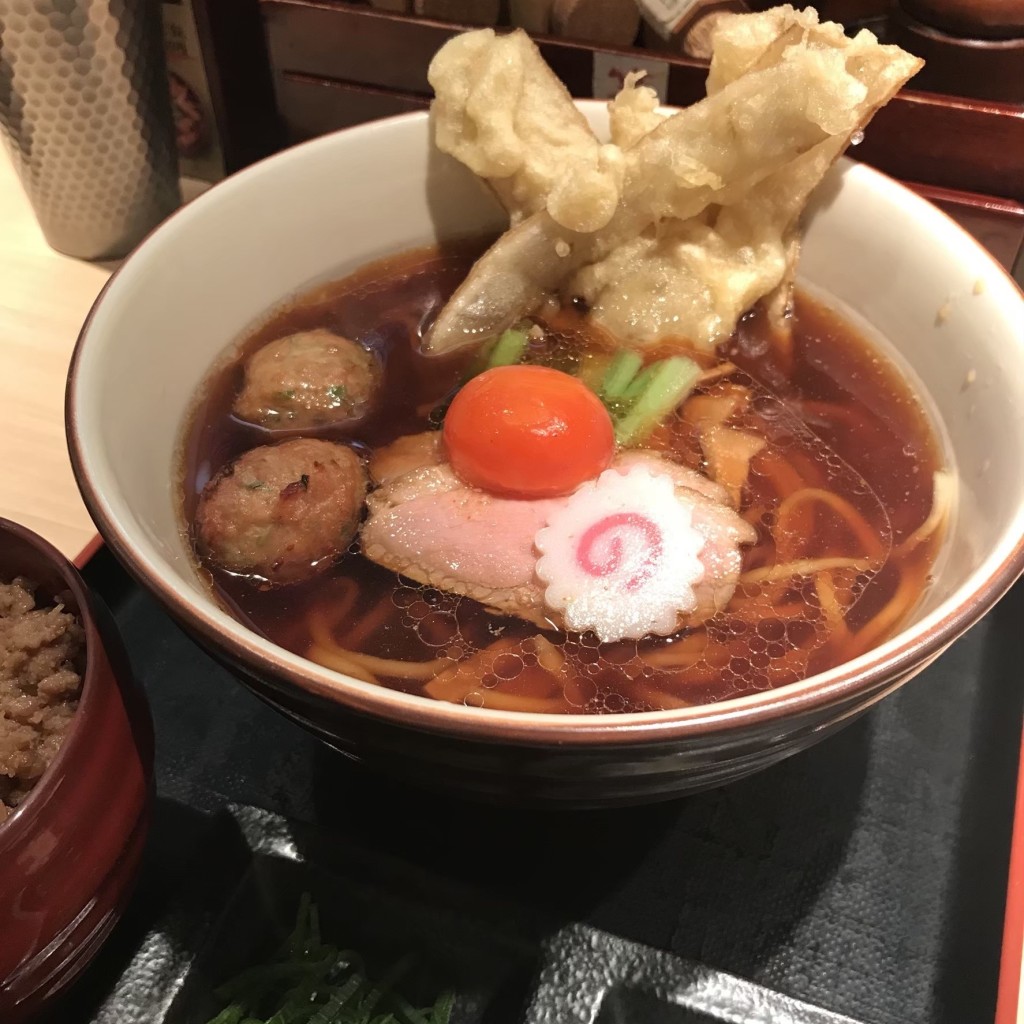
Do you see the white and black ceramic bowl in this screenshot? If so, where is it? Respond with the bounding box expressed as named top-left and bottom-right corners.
top-left (67, 105), bottom-right (1024, 805)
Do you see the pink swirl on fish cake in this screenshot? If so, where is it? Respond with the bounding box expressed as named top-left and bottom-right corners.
top-left (576, 512), bottom-right (663, 591)
top-left (535, 465), bottom-right (706, 642)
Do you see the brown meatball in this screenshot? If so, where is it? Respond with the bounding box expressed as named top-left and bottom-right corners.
top-left (195, 438), bottom-right (367, 583)
top-left (233, 329), bottom-right (381, 428)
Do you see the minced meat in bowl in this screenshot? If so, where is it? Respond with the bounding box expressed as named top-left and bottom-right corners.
top-left (0, 577), bottom-right (85, 823)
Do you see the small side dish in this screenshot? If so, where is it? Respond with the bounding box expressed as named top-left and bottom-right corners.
top-left (0, 519), bottom-right (153, 1023)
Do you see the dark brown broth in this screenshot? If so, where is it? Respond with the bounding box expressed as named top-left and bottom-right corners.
top-left (180, 246), bottom-right (945, 713)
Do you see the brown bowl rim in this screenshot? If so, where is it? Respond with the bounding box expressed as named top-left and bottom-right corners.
top-left (0, 519), bottom-right (104, 834)
top-left (65, 109), bottom-right (1024, 748)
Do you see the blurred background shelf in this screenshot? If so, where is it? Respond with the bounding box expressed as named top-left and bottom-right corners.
top-left (182, 0), bottom-right (1024, 275)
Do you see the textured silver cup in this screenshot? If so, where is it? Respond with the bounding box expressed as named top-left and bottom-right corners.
top-left (0, 0), bottom-right (181, 260)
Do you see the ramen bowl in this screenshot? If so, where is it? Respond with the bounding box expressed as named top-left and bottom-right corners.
top-left (0, 521), bottom-right (153, 1021)
top-left (67, 105), bottom-right (1024, 806)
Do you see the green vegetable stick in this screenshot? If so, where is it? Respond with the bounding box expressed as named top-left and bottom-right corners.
top-left (487, 326), bottom-right (529, 367)
top-left (621, 361), bottom-right (660, 403)
top-left (278, 892), bottom-right (313, 958)
top-left (388, 992), bottom-right (437, 1024)
top-left (429, 991), bottom-right (455, 1024)
top-left (577, 351), bottom-right (612, 391)
top-left (306, 990), bottom-right (349, 1024)
top-left (204, 897), bottom-right (454, 1024)
top-left (360, 955), bottom-right (417, 1013)
top-left (615, 356), bottom-right (701, 446)
top-left (600, 350), bottom-right (643, 400)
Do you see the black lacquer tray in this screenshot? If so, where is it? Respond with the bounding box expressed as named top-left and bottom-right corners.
top-left (49, 544), bottom-right (1024, 1024)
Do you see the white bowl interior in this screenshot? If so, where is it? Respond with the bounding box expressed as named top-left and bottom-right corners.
top-left (72, 105), bottom-right (1024, 722)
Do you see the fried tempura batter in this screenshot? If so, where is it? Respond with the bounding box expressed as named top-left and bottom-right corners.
top-left (428, 29), bottom-right (625, 233)
top-left (425, 7), bottom-right (922, 354)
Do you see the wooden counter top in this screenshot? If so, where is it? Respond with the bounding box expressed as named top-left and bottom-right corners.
top-left (0, 150), bottom-right (208, 561)
top-left (0, 150), bottom-right (113, 560)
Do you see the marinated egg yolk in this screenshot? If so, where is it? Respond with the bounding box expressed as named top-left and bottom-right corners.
top-left (443, 365), bottom-right (615, 499)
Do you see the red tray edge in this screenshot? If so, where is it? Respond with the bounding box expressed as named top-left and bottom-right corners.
top-left (997, 725), bottom-right (1024, 1024)
top-left (73, 533), bottom-right (105, 570)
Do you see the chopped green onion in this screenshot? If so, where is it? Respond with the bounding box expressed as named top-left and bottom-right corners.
top-left (428, 991), bottom-right (455, 1024)
top-left (205, 897), bottom-right (454, 1024)
top-left (599, 350), bottom-right (643, 401)
top-left (577, 351), bottom-right (613, 391)
top-left (329, 970), bottom-right (364, 1008)
top-left (390, 993), bottom-right (434, 1024)
top-left (360, 955), bottom-right (416, 1014)
top-left (621, 362), bottom-right (659, 403)
top-left (280, 892), bottom-right (313, 958)
top-left (614, 356), bottom-right (701, 446)
top-left (487, 325), bottom-right (529, 368)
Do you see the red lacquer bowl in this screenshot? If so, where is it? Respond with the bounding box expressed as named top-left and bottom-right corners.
top-left (0, 522), bottom-right (153, 1022)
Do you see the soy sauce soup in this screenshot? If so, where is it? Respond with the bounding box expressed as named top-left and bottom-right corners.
top-left (180, 246), bottom-right (946, 714)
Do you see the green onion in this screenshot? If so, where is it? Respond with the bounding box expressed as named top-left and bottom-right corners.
top-left (358, 956), bottom-right (414, 1015)
top-left (205, 897), bottom-right (454, 1024)
top-left (577, 351), bottom-right (613, 391)
top-left (486, 325), bottom-right (529, 368)
top-left (621, 362), bottom-right (661, 403)
top-left (280, 891), bottom-right (313, 958)
top-left (428, 319), bottom-right (698, 452)
top-left (327, 971), bottom-right (364, 1009)
top-left (599, 350), bottom-right (643, 401)
top-left (428, 991), bottom-right (455, 1024)
top-left (614, 356), bottom-right (701, 446)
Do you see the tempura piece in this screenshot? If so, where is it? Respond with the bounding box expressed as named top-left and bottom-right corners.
top-left (575, 9), bottom-right (922, 347)
top-left (424, 7), bottom-right (922, 355)
top-left (607, 71), bottom-right (666, 150)
top-left (426, 44), bottom-right (844, 352)
top-left (572, 133), bottom-right (849, 348)
top-left (428, 28), bottom-right (625, 232)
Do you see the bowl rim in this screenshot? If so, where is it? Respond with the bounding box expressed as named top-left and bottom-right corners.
top-left (66, 106), bottom-right (1024, 747)
top-left (0, 519), bottom-right (103, 835)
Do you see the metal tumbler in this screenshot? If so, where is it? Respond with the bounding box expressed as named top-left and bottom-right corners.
top-left (0, 0), bottom-right (181, 260)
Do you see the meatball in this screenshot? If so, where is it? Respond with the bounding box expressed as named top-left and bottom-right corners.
top-left (233, 329), bottom-right (381, 428)
top-left (196, 438), bottom-right (367, 583)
